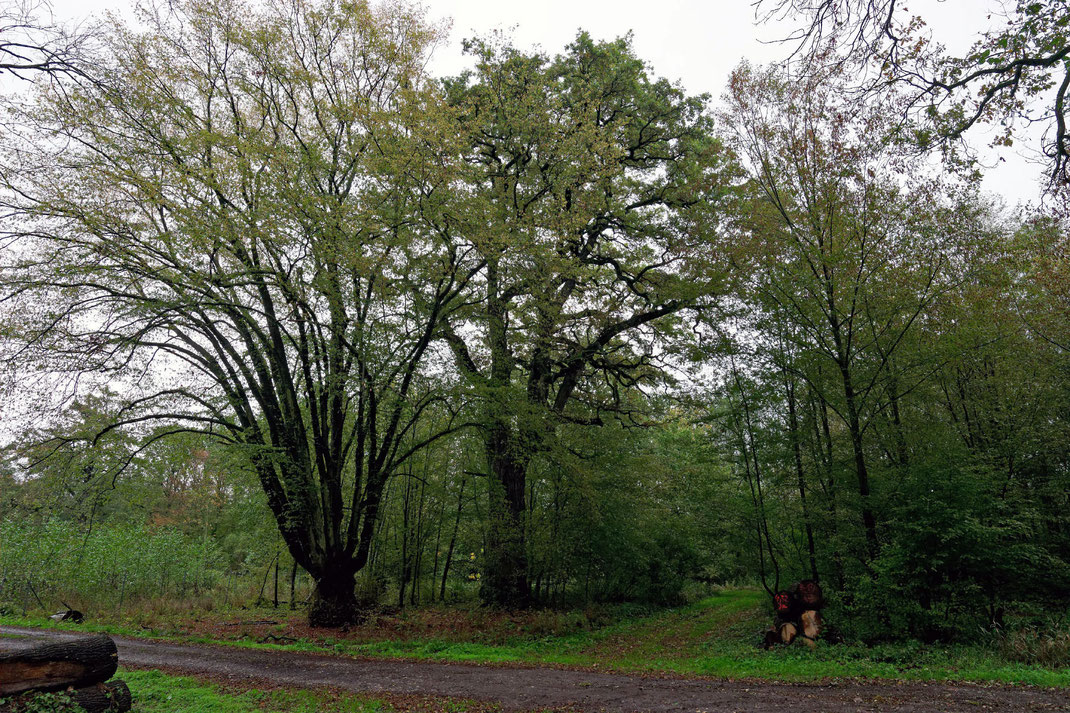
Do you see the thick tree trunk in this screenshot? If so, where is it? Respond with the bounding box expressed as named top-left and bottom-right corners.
top-left (0, 635), bottom-right (117, 696)
top-left (308, 569), bottom-right (360, 627)
top-left (482, 426), bottom-right (531, 608)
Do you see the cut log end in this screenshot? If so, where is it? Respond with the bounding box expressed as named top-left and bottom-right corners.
top-left (71, 679), bottom-right (132, 712)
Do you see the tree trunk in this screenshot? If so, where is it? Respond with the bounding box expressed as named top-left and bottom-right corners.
top-left (399, 476), bottom-right (412, 608)
top-left (308, 568), bottom-right (360, 627)
top-left (785, 375), bottom-right (820, 582)
top-left (439, 476), bottom-right (466, 602)
top-left (731, 366), bottom-right (780, 593)
top-left (479, 256), bottom-right (530, 609)
top-left (411, 476), bottom-right (427, 606)
top-left (255, 552), bottom-right (278, 608)
top-left (289, 559), bottom-right (298, 611)
top-left (809, 388), bottom-right (845, 590)
top-left (482, 426), bottom-right (530, 608)
top-left (273, 553), bottom-right (280, 609)
top-left (0, 635), bottom-right (117, 696)
top-left (888, 370), bottom-right (909, 466)
top-left (839, 362), bottom-right (879, 562)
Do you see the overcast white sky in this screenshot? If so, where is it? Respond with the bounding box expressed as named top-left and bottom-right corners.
top-left (47, 0), bottom-right (1048, 205)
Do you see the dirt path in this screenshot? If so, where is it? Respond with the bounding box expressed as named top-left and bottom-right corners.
top-left (1, 626), bottom-right (1066, 713)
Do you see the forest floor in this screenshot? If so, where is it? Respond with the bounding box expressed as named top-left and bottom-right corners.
top-left (1, 625), bottom-right (1068, 713)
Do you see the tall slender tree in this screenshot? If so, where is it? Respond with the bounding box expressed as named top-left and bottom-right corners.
top-left (722, 61), bottom-right (980, 565)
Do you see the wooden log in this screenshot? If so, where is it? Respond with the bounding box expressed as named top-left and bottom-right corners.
top-left (0, 635), bottom-right (118, 696)
top-left (799, 609), bottom-right (822, 650)
top-left (71, 679), bottom-right (132, 712)
top-left (0, 679), bottom-right (131, 713)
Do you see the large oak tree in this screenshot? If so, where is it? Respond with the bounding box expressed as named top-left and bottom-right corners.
top-left (438, 34), bottom-right (741, 606)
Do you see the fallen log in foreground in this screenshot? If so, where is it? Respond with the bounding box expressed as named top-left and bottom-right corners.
top-left (0, 635), bottom-right (130, 711)
top-left (0, 634), bottom-right (118, 696)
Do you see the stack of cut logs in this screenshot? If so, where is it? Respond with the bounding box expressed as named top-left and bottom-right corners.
top-left (0, 635), bottom-right (131, 712)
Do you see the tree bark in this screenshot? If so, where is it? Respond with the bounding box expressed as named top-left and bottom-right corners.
top-left (308, 568), bottom-right (360, 627)
top-left (289, 558), bottom-right (298, 611)
top-left (478, 255), bottom-right (531, 609)
top-left (482, 430), bottom-right (531, 608)
top-left (840, 363), bottom-right (879, 562)
top-left (785, 374), bottom-right (820, 582)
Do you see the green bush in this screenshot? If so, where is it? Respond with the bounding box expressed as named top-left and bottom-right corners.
top-left (0, 519), bottom-right (221, 612)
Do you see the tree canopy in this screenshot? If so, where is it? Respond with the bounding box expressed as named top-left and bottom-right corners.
top-left (762, 0), bottom-right (1070, 187)
top-left (438, 32), bottom-right (740, 605)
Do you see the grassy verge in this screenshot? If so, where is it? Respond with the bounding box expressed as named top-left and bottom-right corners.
top-left (3, 589), bottom-right (1067, 687)
top-left (121, 670), bottom-right (387, 713)
top-left (0, 669), bottom-right (524, 713)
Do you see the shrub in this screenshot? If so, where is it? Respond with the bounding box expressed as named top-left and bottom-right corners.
top-left (0, 519), bottom-right (222, 612)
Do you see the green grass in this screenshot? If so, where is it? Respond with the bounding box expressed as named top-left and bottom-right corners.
top-left (0, 670), bottom-right (501, 713)
top-left (4, 588), bottom-right (1068, 688)
top-left (0, 672), bottom-right (372, 713)
top-left (122, 670), bottom-right (387, 712)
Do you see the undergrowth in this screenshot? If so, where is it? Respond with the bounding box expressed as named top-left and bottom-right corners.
top-left (0, 691), bottom-right (79, 713)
